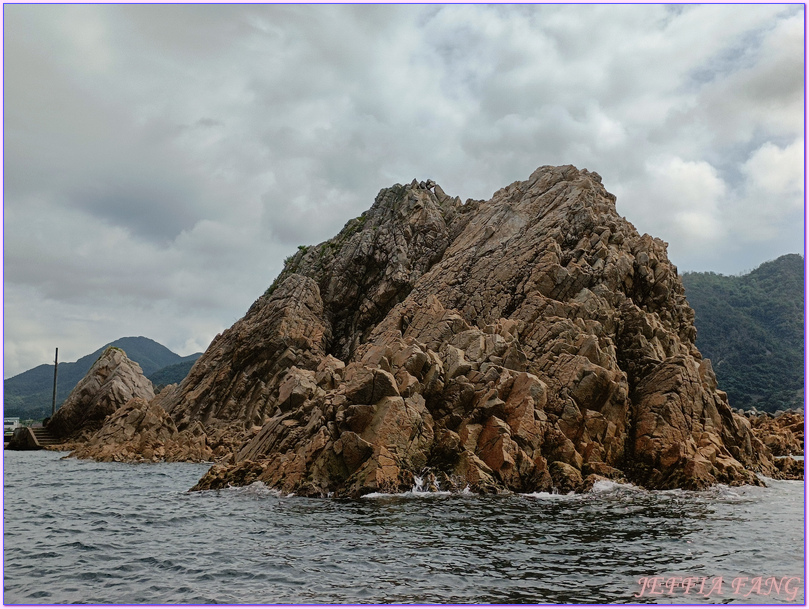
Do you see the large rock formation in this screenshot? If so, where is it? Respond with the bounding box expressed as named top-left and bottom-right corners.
top-left (47, 346), bottom-right (155, 440)
top-left (70, 166), bottom-right (790, 495)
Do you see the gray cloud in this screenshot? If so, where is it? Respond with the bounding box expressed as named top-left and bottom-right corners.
top-left (3, 4), bottom-right (804, 377)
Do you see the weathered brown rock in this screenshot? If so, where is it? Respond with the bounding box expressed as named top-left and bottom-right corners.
top-left (748, 411), bottom-right (804, 457)
top-left (773, 455), bottom-right (804, 480)
top-left (47, 346), bottom-right (155, 440)
top-left (68, 395), bottom-right (213, 463)
top-left (167, 274), bottom-right (331, 432)
top-left (80, 166), bottom-right (790, 494)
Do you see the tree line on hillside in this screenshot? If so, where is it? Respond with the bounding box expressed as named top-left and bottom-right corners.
top-left (682, 253), bottom-right (804, 413)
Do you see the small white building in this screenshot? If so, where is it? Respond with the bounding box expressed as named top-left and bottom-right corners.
top-left (4, 417), bottom-right (21, 435)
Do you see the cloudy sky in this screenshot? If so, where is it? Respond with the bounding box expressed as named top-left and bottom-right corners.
top-left (3, 4), bottom-right (804, 378)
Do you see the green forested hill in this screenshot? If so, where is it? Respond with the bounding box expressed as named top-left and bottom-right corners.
top-left (147, 355), bottom-right (202, 390)
top-left (682, 254), bottom-right (804, 412)
top-left (4, 337), bottom-right (201, 421)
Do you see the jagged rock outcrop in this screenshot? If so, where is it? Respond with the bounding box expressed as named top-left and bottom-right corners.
top-left (773, 456), bottom-right (804, 479)
top-left (70, 165), bottom-right (790, 494)
top-left (47, 346), bottom-right (155, 440)
top-left (748, 410), bottom-right (804, 457)
top-left (68, 394), bottom-right (212, 463)
top-left (751, 409), bottom-right (805, 481)
top-left (166, 273), bottom-right (331, 433)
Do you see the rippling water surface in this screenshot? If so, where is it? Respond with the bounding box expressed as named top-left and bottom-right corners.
top-left (3, 450), bottom-right (805, 604)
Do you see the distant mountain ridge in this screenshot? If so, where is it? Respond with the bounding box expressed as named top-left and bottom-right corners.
top-left (682, 254), bottom-right (804, 413)
top-left (148, 357), bottom-right (201, 390)
top-left (3, 337), bottom-right (202, 420)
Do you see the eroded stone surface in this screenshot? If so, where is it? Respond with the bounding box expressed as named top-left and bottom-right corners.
top-left (748, 411), bottom-right (804, 457)
top-left (69, 166), bottom-right (791, 494)
top-left (67, 395), bottom-right (212, 463)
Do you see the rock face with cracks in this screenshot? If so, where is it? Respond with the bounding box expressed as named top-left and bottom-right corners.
top-left (748, 411), bottom-right (804, 457)
top-left (68, 166), bottom-right (788, 495)
top-left (66, 392), bottom-right (213, 463)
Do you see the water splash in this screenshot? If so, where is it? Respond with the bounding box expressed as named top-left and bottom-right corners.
top-left (361, 473), bottom-right (452, 499)
top-left (522, 490), bottom-right (578, 501)
top-left (221, 481), bottom-right (283, 498)
top-left (588, 479), bottom-right (642, 494)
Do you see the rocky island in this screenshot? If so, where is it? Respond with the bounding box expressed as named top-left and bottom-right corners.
top-left (43, 165), bottom-right (801, 496)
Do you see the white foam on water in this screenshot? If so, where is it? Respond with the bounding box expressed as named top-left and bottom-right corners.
top-left (408, 489), bottom-right (452, 498)
top-left (224, 480), bottom-right (283, 498)
top-left (360, 492), bottom-right (390, 499)
top-left (588, 479), bottom-right (642, 494)
top-left (361, 489), bottom-right (452, 499)
top-left (522, 490), bottom-right (578, 501)
top-left (522, 479), bottom-right (642, 500)
top-left (360, 473), bottom-right (453, 497)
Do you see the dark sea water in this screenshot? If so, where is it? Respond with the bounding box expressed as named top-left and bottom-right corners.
top-left (3, 450), bottom-right (805, 605)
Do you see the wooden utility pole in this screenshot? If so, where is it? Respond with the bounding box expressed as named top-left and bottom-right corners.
top-left (51, 347), bottom-right (59, 417)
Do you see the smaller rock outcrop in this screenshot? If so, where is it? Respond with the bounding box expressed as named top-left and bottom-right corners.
top-left (772, 455), bottom-right (804, 479)
top-left (748, 410), bottom-right (804, 457)
top-left (744, 410), bottom-right (804, 482)
top-left (47, 347), bottom-right (155, 440)
top-left (68, 394), bottom-right (212, 463)
top-left (39, 347), bottom-right (214, 463)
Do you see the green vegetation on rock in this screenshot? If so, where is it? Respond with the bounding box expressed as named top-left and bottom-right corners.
top-left (682, 254), bottom-right (804, 413)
